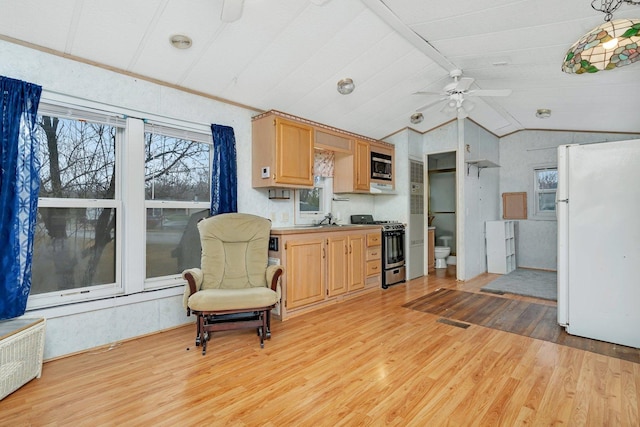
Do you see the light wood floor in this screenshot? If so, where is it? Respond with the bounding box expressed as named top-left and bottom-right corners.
top-left (2, 268), bottom-right (638, 426)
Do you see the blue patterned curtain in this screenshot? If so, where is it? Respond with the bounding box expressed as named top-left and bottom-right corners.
top-left (210, 124), bottom-right (237, 215)
top-left (0, 76), bottom-right (42, 320)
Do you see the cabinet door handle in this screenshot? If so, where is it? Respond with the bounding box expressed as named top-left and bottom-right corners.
top-left (322, 247), bottom-right (326, 259)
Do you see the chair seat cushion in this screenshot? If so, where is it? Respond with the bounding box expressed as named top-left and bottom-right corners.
top-left (188, 287), bottom-right (278, 312)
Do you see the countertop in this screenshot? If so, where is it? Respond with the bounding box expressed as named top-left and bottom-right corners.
top-left (270, 224), bottom-right (382, 235)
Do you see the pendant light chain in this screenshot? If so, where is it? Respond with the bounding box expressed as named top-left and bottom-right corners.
top-left (592, 0), bottom-right (640, 21)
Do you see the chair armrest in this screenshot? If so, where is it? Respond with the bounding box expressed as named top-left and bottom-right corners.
top-left (182, 268), bottom-right (204, 311)
top-left (266, 265), bottom-right (284, 300)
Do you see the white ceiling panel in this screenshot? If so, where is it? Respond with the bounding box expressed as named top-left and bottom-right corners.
top-left (0, 0), bottom-right (77, 51)
top-left (68, 1), bottom-right (161, 67)
top-left (0, 0), bottom-right (639, 138)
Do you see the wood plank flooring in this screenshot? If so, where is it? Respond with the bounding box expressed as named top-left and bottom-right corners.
top-left (405, 288), bottom-right (640, 363)
top-left (1, 268), bottom-right (638, 426)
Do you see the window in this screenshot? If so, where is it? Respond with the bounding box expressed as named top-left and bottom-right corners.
top-left (27, 101), bottom-right (214, 310)
top-left (29, 106), bottom-right (124, 308)
top-left (533, 166), bottom-right (558, 218)
top-left (144, 124), bottom-right (212, 284)
top-left (294, 176), bottom-right (332, 224)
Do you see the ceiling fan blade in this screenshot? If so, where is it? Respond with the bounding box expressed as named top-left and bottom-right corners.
top-left (412, 90), bottom-right (444, 96)
top-left (468, 89), bottom-right (512, 97)
top-left (455, 77), bottom-right (474, 92)
top-left (416, 97), bottom-right (446, 112)
top-left (221, 0), bottom-right (244, 22)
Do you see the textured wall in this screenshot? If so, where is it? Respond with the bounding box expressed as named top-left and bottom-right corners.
top-left (500, 130), bottom-right (639, 270)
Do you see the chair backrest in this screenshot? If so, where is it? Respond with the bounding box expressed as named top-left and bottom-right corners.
top-left (198, 213), bottom-right (270, 290)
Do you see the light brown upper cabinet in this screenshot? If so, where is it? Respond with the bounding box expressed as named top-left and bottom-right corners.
top-left (315, 129), bottom-right (352, 153)
top-left (334, 139), bottom-right (371, 193)
top-left (252, 110), bottom-right (393, 192)
top-left (252, 113), bottom-right (314, 188)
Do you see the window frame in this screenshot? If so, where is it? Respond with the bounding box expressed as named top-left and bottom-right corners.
top-left (28, 104), bottom-right (125, 309)
top-left (532, 164), bottom-right (558, 220)
top-left (25, 96), bottom-right (214, 312)
top-left (143, 123), bottom-right (213, 289)
top-left (294, 176), bottom-right (333, 225)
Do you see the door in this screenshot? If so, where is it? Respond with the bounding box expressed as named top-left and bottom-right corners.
top-left (348, 234), bottom-right (365, 291)
top-left (354, 140), bottom-right (370, 191)
top-left (409, 159), bottom-right (424, 279)
top-left (286, 238), bottom-right (325, 309)
top-left (327, 236), bottom-right (348, 296)
top-left (275, 118), bottom-right (314, 186)
top-left (564, 140), bottom-right (640, 347)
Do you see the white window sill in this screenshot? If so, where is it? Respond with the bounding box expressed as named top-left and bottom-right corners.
top-left (24, 285), bottom-right (185, 320)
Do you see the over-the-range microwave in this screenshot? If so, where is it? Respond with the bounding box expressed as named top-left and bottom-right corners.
top-left (371, 151), bottom-right (392, 181)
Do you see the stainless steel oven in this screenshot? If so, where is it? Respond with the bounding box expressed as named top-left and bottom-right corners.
top-left (381, 223), bottom-right (406, 289)
top-left (350, 215), bottom-right (406, 289)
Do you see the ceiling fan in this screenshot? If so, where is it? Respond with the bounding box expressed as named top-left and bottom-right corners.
top-left (414, 69), bottom-right (511, 118)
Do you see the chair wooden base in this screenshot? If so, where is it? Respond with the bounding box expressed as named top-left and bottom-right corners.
top-left (192, 306), bottom-right (275, 355)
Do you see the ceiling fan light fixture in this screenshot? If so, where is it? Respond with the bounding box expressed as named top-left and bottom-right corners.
top-left (461, 99), bottom-right (475, 112)
top-left (337, 78), bottom-right (355, 95)
top-left (410, 112), bottom-right (424, 124)
top-left (536, 108), bottom-right (552, 119)
top-left (441, 102), bottom-right (457, 115)
top-left (562, 0), bottom-right (640, 74)
top-left (169, 34), bottom-right (192, 50)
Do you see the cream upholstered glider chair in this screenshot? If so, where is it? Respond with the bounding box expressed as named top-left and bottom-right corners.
top-left (182, 213), bottom-right (283, 355)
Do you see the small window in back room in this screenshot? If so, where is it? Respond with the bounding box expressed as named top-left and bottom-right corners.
top-left (533, 166), bottom-right (558, 218)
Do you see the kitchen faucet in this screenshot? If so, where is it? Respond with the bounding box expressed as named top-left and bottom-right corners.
top-left (318, 212), bottom-right (334, 225)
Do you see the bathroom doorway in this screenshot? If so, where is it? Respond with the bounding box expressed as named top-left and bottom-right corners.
top-left (426, 151), bottom-right (457, 267)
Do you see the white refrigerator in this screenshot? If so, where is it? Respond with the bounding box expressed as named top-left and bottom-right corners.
top-left (557, 139), bottom-right (640, 348)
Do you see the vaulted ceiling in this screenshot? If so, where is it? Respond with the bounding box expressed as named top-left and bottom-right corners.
top-left (1, 0), bottom-right (639, 139)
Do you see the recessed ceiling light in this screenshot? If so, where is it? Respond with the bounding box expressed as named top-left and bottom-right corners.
top-left (410, 112), bottom-right (424, 124)
top-left (169, 34), bottom-right (192, 50)
top-left (337, 78), bottom-right (355, 95)
top-left (536, 108), bottom-right (551, 119)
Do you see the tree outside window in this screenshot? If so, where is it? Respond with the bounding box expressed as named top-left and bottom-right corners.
top-left (144, 128), bottom-right (211, 280)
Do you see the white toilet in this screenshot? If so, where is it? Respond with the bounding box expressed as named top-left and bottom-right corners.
top-left (434, 235), bottom-right (452, 269)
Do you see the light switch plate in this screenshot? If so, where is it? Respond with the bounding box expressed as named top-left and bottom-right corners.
top-left (261, 166), bottom-right (270, 178)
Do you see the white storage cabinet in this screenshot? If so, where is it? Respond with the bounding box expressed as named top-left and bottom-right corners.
top-left (486, 220), bottom-right (516, 274)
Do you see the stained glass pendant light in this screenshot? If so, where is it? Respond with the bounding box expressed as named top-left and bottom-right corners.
top-left (562, 0), bottom-right (640, 73)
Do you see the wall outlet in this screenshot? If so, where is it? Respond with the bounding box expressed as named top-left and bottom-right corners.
top-left (261, 166), bottom-right (270, 179)
top-left (281, 212), bottom-right (289, 222)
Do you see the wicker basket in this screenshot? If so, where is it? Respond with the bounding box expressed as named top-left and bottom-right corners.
top-left (0, 318), bottom-right (46, 400)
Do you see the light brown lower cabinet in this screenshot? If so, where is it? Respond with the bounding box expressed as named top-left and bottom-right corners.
top-left (269, 227), bottom-right (380, 320)
top-left (284, 238), bottom-right (325, 310)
